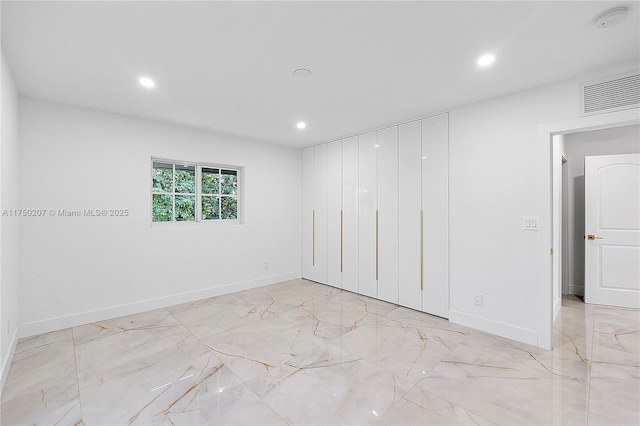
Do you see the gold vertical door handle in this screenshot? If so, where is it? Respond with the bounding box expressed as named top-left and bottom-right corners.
top-left (340, 210), bottom-right (343, 273)
top-left (376, 210), bottom-right (379, 281)
top-left (312, 210), bottom-right (315, 266)
top-left (420, 210), bottom-right (423, 291)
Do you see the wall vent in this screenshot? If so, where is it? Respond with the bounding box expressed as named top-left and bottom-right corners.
top-left (580, 70), bottom-right (640, 116)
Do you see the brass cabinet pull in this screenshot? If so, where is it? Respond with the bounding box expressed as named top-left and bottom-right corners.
top-left (420, 210), bottom-right (423, 290)
top-left (376, 210), bottom-right (379, 281)
top-left (587, 234), bottom-right (604, 240)
top-left (340, 210), bottom-right (343, 273)
top-left (312, 210), bottom-right (315, 266)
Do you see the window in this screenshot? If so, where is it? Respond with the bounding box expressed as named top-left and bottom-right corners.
top-left (152, 159), bottom-right (240, 223)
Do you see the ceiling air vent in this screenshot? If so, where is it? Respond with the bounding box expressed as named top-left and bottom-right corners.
top-left (580, 70), bottom-right (640, 116)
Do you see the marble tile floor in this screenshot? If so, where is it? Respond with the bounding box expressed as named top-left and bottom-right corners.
top-left (1, 279), bottom-right (638, 425)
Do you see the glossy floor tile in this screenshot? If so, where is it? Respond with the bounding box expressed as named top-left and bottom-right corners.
top-left (1, 282), bottom-right (638, 425)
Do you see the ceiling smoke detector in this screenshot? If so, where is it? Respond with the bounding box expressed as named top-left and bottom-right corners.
top-left (294, 68), bottom-right (312, 79)
top-left (595, 6), bottom-right (628, 28)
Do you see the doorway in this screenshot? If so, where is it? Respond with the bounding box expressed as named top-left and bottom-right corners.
top-left (557, 125), bottom-right (640, 302)
top-left (536, 108), bottom-right (639, 350)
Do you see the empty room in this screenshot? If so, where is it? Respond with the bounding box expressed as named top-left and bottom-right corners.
top-left (1, 1), bottom-right (639, 425)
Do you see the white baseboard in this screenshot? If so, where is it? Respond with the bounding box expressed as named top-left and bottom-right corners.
top-left (19, 271), bottom-right (300, 338)
top-left (568, 285), bottom-right (584, 297)
top-left (449, 309), bottom-right (539, 347)
top-left (1, 326), bottom-right (19, 397)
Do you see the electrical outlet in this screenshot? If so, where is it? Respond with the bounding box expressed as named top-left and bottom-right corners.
top-left (474, 293), bottom-right (484, 306)
top-left (264, 261), bottom-right (270, 270)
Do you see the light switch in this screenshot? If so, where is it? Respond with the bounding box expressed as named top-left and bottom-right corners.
top-left (523, 217), bottom-right (538, 231)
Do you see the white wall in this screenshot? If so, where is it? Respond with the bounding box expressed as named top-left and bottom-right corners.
top-left (448, 81), bottom-right (574, 344)
top-left (18, 98), bottom-right (301, 336)
top-left (447, 61), bottom-right (638, 346)
top-left (1, 50), bottom-right (20, 389)
top-left (564, 124), bottom-right (640, 296)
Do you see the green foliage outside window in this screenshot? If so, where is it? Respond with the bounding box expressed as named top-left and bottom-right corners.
top-left (221, 196), bottom-right (237, 219)
top-left (202, 196), bottom-right (220, 220)
top-left (152, 194), bottom-right (172, 221)
top-left (152, 161), bottom-right (238, 222)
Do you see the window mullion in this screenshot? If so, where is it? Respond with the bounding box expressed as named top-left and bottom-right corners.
top-left (196, 165), bottom-right (201, 222)
top-left (172, 163), bottom-right (176, 222)
top-left (219, 169), bottom-right (222, 220)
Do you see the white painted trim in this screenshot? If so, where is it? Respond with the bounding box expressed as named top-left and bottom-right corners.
top-left (0, 326), bottom-right (19, 396)
top-left (19, 271), bottom-right (300, 338)
top-left (554, 297), bottom-right (561, 321)
top-left (537, 108), bottom-right (640, 350)
top-left (568, 285), bottom-right (585, 297)
top-left (449, 310), bottom-right (538, 347)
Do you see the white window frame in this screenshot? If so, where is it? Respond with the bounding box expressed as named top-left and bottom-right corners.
top-left (151, 157), bottom-right (243, 227)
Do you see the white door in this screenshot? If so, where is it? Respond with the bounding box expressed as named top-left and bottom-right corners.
top-left (327, 141), bottom-right (342, 288)
top-left (301, 147), bottom-right (314, 280)
top-left (421, 114), bottom-right (449, 318)
top-left (377, 126), bottom-right (399, 304)
top-left (358, 131), bottom-right (378, 298)
top-left (398, 121), bottom-right (422, 310)
top-left (313, 144), bottom-right (328, 284)
top-left (342, 137), bottom-right (359, 293)
top-left (585, 153), bottom-right (640, 308)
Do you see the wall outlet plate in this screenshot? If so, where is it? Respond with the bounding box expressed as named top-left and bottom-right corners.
top-left (474, 293), bottom-right (484, 306)
top-left (523, 216), bottom-right (538, 231)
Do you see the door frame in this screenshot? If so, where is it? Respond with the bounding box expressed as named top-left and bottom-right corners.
top-left (536, 108), bottom-right (639, 350)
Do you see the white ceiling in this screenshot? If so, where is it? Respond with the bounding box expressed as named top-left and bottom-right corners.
top-left (2, 1), bottom-right (639, 147)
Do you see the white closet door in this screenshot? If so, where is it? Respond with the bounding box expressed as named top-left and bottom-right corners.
top-left (421, 113), bottom-right (449, 318)
top-left (327, 140), bottom-right (342, 288)
top-left (398, 121), bottom-right (422, 310)
top-left (377, 126), bottom-right (399, 304)
top-left (302, 147), bottom-right (314, 280)
top-left (358, 131), bottom-right (378, 298)
top-left (342, 137), bottom-right (359, 293)
top-left (313, 144), bottom-right (328, 284)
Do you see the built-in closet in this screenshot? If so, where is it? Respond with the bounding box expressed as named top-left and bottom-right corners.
top-left (302, 113), bottom-right (449, 318)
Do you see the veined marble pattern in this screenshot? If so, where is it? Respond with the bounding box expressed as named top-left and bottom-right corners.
top-left (1, 283), bottom-right (638, 425)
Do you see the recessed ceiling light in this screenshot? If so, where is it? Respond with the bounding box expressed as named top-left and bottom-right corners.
top-left (477, 54), bottom-right (495, 67)
top-left (296, 121), bottom-right (307, 129)
top-left (139, 77), bottom-right (156, 88)
top-left (595, 6), bottom-right (628, 28)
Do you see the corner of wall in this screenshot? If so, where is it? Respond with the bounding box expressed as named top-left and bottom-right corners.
top-left (1, 48), bottom-right (21, 396)
top-left (0, 325), bottom-right (18, 396)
